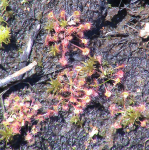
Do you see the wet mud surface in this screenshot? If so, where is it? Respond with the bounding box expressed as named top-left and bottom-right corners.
top-left (1, 0), bottom-right (149, 149)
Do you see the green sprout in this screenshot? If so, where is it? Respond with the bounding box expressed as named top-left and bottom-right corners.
top-left (17, 48), bottom-right (23, 53)
top-left (0, 25), bottom-right (11, 47)
top-left (103, 68), bottom-right (114, 77)
top-left (102, 60), bottom-right (109, 67)
top-left (0, 16), bottom-right (7, 24)
top-left (44, 20), bottom-right (54, 32)
top-left (49, 44), bottom-right (59, 56)
top-left (81, 56), bottom-right (98, 76)
top-left (59, 20), bottom-right (67, 28)
top-left (0, 0), bottom-right (9, 11)
top-left (47, 78), bottom-right (62, 94)
top-left (121, 106), bottom-right (142, 128)
top-left (70, 115), bottom-right (83, 127)
top-left (0, 125), bottom-right (14, 145)
top-left (21, 0), bottom-right (29, 4)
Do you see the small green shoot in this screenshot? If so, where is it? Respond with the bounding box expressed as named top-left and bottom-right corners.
top-left (59, 20), bottom-right (67, 28)
top-left (49, 44), bottom-right (59, 56)
top-left (81, 56), bottom-right (98, 76)
top-left (21, 0), bottom-right (29, 4)
top-left (47, 78), bottom-right (62, 94)
top-left (0, 16), bottom-right (7, 24)
top-left (44, 20), bottom-right (54, 32)
top-left (70, 115), bottom-right (83, 127)
top-left (18, 48), bottom-right (23, 53)
top-left (0, 0), bottom-right (9, 11)
top-left (103, 68), bottom-right (114, 77)
top-left (108, 4), bottom-right (112, 8)
top-left (0, 25), bottom-right (11, 47)
top-left (121, 106), bottom-right (142, 127)
top-left (0, 125), bottom-right (14, 145)
top-left (72, 146), bottom-right (76, 150)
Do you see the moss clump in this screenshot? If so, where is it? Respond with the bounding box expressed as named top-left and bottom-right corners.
top-left (44, 20), bottom-right (54, 32)
top-left (121, 106), bottom-right (142, 127)
top-left (59, 20), bottom-right (67, 27)
top-left (0, 125), bottom-right (14, 146)
top-left (47, 78), bottom-right (62, 94)
top-left (81, 56), bottom-right (98, 76)
top-left (70, 115), bottom-right (83, 127)
top-left (0, 25), bottom-right (11, 46)
top-left (0, 16), bottom-right (7, 24)
top-left (0, 0), bottom-right (9, 11)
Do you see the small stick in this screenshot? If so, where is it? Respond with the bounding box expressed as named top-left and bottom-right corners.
top-left (19, 24), bottom-right (40, 79)
top-left (104, 31), bottom-right (129, 37)
top-left (0, 89), bottom-right (8, 115)
top-left (0, 61), bottom-right (37, 88)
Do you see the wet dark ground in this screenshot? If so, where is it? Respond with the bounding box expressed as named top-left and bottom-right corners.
top-left (1, 0), bottom-right (149, 149)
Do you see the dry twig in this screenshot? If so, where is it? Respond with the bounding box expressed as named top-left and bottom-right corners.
top-left (19, 24), bottom-right (40, 71)
top-left (0, 61), bottom-right (37, 88)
